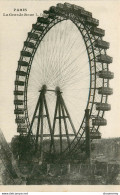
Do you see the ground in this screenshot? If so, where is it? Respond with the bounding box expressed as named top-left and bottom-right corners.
top-left (0, 137), bottom-right (120, 185)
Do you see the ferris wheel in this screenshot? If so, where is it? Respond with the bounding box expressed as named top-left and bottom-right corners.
top-left (14, 3), bottom-right (113, 160)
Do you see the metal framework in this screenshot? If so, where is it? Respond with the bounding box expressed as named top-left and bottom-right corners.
top-left (14, 2), bottom-right (113, 161)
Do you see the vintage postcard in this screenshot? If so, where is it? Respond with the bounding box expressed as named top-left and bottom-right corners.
top-left (0, 0), bottom-right (120, 192)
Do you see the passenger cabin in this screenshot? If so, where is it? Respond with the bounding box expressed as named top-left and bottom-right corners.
top-left (97, 54), bottom-right (113, 64)
top-left (48, 13), bottom-right (56, 19)
top-left (94, 40), bottom-right (109, 49)
top-left (98, 87), bottom-right (113, 95)
top-left (72, 4), bottom-right (84, 11)
top-left (37, 17), bottom-right (49, 24)
top-left (80, 9), bottom-right (92, 17)
top-left (14, 91), bottom-right (24, 95)
top-left (21, 50), bottom-right (32, 57)
top-left (18, 61), bottom-right (29, 67)
top-left (43, 10), bottom-right (49, 14)
top-left (96, 103), bottom-right (111, 111)
top-left (14, 109), bottom-right (24, 115)
top-left (56, 4), bottom-right (67, 15)
top-left (90, 132), bottom-right (101, 139)
top-left (57, 3), bottom-right (65, 9)
top-left (49, 6), bottom-right (57, 14)
top-left (92, 118), bottom-right (107, 126)
top-left (98, 71), bottom-right (114, 79)
top-left (86, 17), bottom-right (99, 26)
top-left (15, 118), bottom-right (25, 123)
top-left (17, 128), bottom-right (27, 133)
top-left (64, 2), bottom-right (72, 8)
top-left (15, 81), bottom-right (24, 86)
top-left (64, 3), bottom-right (80, 12)
top-left (24, 41), bottom-right (35, 49)
top-left (14, 100), bottom-right (23, 105)
top-left (91, 27), bottom-right (105, 37)
top-left (28, 32), bottom-right (39, 40)
top-left (16, 70), bottom-right (27, 77)
top-left (18, 124), bottom-right (27, 128)
top-left (64, 2), bottom-right (74, 10)
top-left (32, 24), bottom-right (44, 32)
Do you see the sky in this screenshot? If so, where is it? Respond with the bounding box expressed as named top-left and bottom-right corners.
top-left (0, 0), bottom-right (120, 142)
